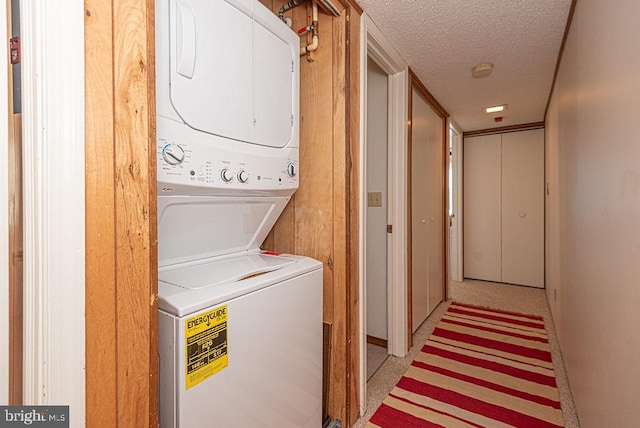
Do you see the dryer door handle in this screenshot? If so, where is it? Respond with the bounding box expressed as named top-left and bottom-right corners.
top-left (176, 1), bottom-right (196, 79)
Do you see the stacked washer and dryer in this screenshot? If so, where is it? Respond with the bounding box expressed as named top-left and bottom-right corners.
top-left (156, 1), bottom-right (323, 426)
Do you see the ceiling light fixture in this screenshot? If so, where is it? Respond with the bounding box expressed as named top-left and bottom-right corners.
top-left (472, 63), bottom-right (494, 78)
top-left (485, 104), bottom-right (507, 114)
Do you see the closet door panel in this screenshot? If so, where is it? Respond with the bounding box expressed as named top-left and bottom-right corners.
top-left (463, 134), bottom-right (502, 282)
top-left (501, 129), bottom-right (544, 287)
top-left (411, 90), bottom-right (430, 332)
top-left (427, 107), bottom-right (444, 312)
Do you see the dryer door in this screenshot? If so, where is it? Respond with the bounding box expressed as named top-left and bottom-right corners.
top-left (168, 0), bottom-right (298, 149)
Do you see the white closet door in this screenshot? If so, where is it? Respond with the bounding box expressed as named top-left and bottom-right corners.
top-left (463, 134), bottom-right (502, 282)
top-left (411, 90), bottom-right (430, 332)
top-left (501, 129), bottom-right (544, 288)
top-left (411, 90), bottom-right (445, 332)
top-left (427, 108), bottom-right (444, 312)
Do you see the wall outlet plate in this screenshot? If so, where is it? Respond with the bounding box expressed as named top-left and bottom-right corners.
top-left (367, 192), bottom-right (382, 207)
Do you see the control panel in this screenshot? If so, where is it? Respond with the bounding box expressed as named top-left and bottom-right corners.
top-left (157, 135), bottom-right (299, 196)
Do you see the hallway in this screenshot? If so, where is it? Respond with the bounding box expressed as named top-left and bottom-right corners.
top-left (356, 280), bottom-right (580, 427)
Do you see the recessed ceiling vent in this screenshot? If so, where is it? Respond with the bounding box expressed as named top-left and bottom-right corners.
top-left (472, 63), bottom-right (494, 78)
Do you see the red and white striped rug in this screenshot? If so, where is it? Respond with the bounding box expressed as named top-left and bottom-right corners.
top-left (368, 302), bottom-right (564, 427)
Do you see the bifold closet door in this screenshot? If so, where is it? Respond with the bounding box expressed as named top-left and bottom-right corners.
top-left (411, 89), bottom-right (445, 333)
top-left (501, 129), bottom-right (544, 288)
top-left (426, 108), bottom-right (444, 312)
top-left (411, 90), bottom-right (430, 332)
top-left (464, 129), bottom-right (544, 288)
top-left (463, 134), bottom-right (502, 282)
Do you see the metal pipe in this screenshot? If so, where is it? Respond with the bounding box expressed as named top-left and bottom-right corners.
top-left (300, 1), bottom-right (319, 56)
top-left (278, 0), bottom-right (309, 22)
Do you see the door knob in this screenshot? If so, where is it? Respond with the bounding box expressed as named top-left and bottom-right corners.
top-left (421, 219), bottom-right (426, 224)
top-left (519, 212), bottom-right (527, 218)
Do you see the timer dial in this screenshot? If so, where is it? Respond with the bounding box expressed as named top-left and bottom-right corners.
top-left (162, 144), bottom-right (185, 165)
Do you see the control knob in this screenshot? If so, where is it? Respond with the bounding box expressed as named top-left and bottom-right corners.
top-left (162, 144), bottom-right (185, 165)
top-left (221, 168), bottom-right (234, 182)
top-left (237, 170), bottom-right (249, 183)
top-left (286, 162), bottom-right (297, 177)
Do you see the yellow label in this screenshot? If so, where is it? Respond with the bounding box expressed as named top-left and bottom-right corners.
top-left (185, 305), bottom-right (228, 389)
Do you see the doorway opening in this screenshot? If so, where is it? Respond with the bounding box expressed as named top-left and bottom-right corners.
top-left (448, 123), bottom-right (463, 289)
top-left (364, 56), bottom-right (389, 380)
top-left (358, 14), bottom-right (409, 416)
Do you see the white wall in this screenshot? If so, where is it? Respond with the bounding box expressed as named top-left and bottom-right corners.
top-left (0, 0), bottom-right (9, 404)
top-left (545, 0), bottom-right (640, 425)
top-left (365, 58), bottom-right (388, 340)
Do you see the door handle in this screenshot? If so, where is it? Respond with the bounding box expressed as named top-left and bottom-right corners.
top-left (176, 1), bottom-right (196, 79)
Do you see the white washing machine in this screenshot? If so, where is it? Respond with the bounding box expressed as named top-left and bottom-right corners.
top-left (155, 0), bottom-right (323, 426)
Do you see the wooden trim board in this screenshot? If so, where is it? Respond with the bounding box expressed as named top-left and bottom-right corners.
top-left (346, 5), bottom-right (361, 425)
top-left (366, 335), bottom-right (388, 348)
top-left (408, 68), bottom-right (449, 119)
top-left (545, 0), bottom-right (578, 119)
top-left (85, 1), bottom-right (158, 426)
top-left (463, 121), bottom-right (545, 138)
top-left (406, 84), bottom-right (414, 350)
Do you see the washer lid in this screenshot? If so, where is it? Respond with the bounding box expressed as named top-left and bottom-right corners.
top-left (159, 253), bottom-right (296, 290)
top-left (158, 195), bottom-right (289, 267)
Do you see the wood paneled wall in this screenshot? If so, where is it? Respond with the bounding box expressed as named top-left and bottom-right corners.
top-left (260, 0), bottom-right (361, 425)
top-left (85, 1), bottom-right (158, 426)
top-left (8, 112), bottom-right (22, 405)
top-left (6, 0), bottom-right (22, 405)
top-left (84, 1), bottom-right (359, 426)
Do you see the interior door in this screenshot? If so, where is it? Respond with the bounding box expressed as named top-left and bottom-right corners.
top-left (427, 110), bottom-right (444, 311)
top-left (411, 89), bottom-right (430, 333)
top-left (501, 129), bottom-right (544, 287)
top-left (463, 130), bottom-right (544, 288)
top-left (463, 134), bottom-right (502, 282)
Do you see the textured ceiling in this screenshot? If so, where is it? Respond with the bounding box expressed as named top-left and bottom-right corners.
top-left (357, 0), bottom-right (572, 132)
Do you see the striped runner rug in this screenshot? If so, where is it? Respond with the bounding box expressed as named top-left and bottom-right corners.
top-left (368, 302), bottom-right (564, 427)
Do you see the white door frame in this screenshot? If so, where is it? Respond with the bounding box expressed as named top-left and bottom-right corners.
top-left (449, 121), bottom-right (464, 284)
top-left (1, 0), bottom-right (10, 404)
top-left (359, 13), bottom-right (409, 415)
top-left (21, 0), bottom-right (85, 420)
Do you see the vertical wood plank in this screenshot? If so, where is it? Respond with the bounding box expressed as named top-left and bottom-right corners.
top-left (86, 0), bottom-right (157, 426)
top-left (6, 0), bottom-right (22, 404)
top-left (346, 6), bottom-right (361, 425)
top-left (113, 0), bottom-right (157, 426)
top-left (85, 1), bottom-right (117, 424)
top-left (8, 114), bottom-right (22, 405)
top-left (331, 10), bottom-right (348, 423)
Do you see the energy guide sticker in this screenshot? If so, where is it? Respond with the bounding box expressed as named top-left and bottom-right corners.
top-left (185, 305), bottom-right (228, 389)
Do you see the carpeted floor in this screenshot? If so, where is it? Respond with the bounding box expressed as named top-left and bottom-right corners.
top-left (353, 279), bottom-right (580, 428)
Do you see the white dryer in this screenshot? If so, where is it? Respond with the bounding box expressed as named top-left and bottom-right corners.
top-left (155, 1), bottom-right (323, 427)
